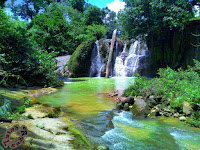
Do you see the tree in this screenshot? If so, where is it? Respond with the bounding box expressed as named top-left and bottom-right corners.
top-left (84, 5), bottom-right (105, 26)
top-left (0, 0), bottom-right (7, 8)
top-left (68, 0), bottom-right (85, 12)
top-left (30, 2), bottom-right (73, 55)
top-left (103, 7), bottom-right (118, 38)
top-left (9, 0), bottom-right (55, 20)
top-left (0, 8), bottom-right (61, 87)
top-left (119, 0), bottom-right (194, 38)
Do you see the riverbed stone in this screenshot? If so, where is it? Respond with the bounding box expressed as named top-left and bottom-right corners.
top-left (147, 98), bottom-right (157, 108)
top-left (124, 103), bottom-right (130, 111)
top-left (116, 102), bottom-right (123, 109)
top-left (179, 116), bottom-right (186, 121)
top-left (109, 92), bottom-right (118, 97)
top-left (96, 146), bottom-right (109, 150)
top-left (173, 113), bottom-right (180, 118)
top-left (183, 101), bottom-right (193, 115)
top-left (148, 106), bottom-right (160, 117)
top-left (121, 96), bottom-right (135, 105)
top-left (132, 99), bottom-right (150, 118)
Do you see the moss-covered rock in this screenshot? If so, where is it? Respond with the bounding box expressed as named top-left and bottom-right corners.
top-left (147, 20), bottom-right (200, 76)
top-left (68, 37), bottom-right (97, 77)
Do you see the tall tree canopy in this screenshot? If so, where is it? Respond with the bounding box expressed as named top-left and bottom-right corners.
top-left (119, 0), bottom-right (194, 38)
top-left (84, 5), bottom-right (105, 25)
top-left (68, 0), bottom-right (85, 12)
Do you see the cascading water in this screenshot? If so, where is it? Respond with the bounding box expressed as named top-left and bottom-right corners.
top-left (114, 40), bottom-right (149, 77)
top-left (89, 41), bottom-right (102, 77)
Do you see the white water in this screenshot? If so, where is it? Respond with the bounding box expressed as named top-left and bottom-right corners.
top-left (89, 41), bottom-right (102, 77)
top-left (114, 40), bottom-right (149, 77)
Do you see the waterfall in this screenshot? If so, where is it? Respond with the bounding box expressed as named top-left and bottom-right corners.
top-left (114, 40), bottom-right (149, 77)
top-left (112, 42), bottom-right (119, 76)
top-left (89, 41), bottom-right (102, 77)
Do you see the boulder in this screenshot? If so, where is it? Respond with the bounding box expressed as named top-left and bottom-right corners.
top-left (183, 101), bottom-right (193, 115)
top-left (148, 106), bottom-right (160, 117)
top-left (132, 99), bottom-right (150, 118)
top-left (173, 113), bottom-right (180, 118)
top-left (116, 102), bottom-right (123, 109)
top-left (109, 92), bottom-right (118, 97)
top-left (147, 98), bottom-right (157, 108)
top-left (55, 55), bottom-right (71, 76)
top-left (179, 116), bottom-right (186, 121)
top-left (124, 103), bottom-right (130, 111)
top-left (120, 96), bottom-right (135, 105)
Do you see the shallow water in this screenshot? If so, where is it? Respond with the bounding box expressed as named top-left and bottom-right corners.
top-left (35, 78), bottom-right (200, 150)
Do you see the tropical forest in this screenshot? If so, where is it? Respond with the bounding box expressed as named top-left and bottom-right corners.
top-left (0, 0), bottom-right (200, 149)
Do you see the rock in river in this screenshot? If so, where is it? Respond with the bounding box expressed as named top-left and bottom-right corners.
top-left (179, 116), bottom-right (186, 121)
top-left (132, 98), bottom-right (150, 118)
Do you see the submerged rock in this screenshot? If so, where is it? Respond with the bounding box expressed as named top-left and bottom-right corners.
top-left (132, 99), bottom-right (150, 118)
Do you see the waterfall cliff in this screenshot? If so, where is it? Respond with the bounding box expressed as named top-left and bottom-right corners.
top-left (89, 39), bottom-right (150, 77)
top-left (89, 41), bottom-right (102, 77)
top-left (114, 40), bottom-right (149, 77)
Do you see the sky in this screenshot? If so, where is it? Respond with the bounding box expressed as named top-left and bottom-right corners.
top-left (5, 0), bottom-right (126, 15)
top-left (87, 0), bottom-right (126, 13)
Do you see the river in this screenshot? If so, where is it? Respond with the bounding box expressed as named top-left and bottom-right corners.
top-left (35, 77), bottom-right (200, 150)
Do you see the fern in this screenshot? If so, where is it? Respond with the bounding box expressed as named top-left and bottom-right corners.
top-left (0, 97), bottom-right (12, 118)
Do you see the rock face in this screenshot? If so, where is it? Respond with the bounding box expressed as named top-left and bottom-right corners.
top-left (183, 101), bottom-right (193, 115)
top-left (68, 37), bottom-right (96, 77)
top-left (132, 99), bottom-right (150, 118)
top-left (0, 105), bottom-right (74, 150)
top-left (55, 55), bottom-right (71, 76)
top-left (116, 96), bottom-right (135, 110)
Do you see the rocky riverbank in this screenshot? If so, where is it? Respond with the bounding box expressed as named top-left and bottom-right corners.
top-left (116, 95), bottom-right (192, 122)
top-left (0, 103), bottom-right (92, 150)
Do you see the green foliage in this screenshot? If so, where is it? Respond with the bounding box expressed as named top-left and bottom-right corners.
top-left (124, 60), bottom-right (200, 127)
top-left (27, 114), bottom-right (34, 119)
top-left (86, 24), bottom-right (106, 40)
top-left (68, 37), bottom-right (96, 77)
top-left (0, 9), bottom-right (62, 87)
top-left (119, 0), bottom-right (194, 38)
top-left (103, 8), bottom-right (118, 38)
top-left (84, 5), bottom-right (105, 26)
top-left (68, 0), bottom-right (85, 12)
top-left (63, 117), bottom-right (92, 149)
top-left (0, 0), bottom-right (7, 8)
top-left (30, 2), bottom-right (73, 55)
top-left (9, 0), bottom-right (54, 20)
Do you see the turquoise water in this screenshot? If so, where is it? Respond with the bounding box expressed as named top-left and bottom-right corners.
top-left (36, 77), bottom-right (200, 150)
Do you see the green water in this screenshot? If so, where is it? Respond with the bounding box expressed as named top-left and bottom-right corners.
top-left (35, 77), bottom-right (200, 150)
top-left (35, 77), bottom-right (134, 119)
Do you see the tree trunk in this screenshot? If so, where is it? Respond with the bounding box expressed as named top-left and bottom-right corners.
top-left (105, 29), bottom-right (117, 78)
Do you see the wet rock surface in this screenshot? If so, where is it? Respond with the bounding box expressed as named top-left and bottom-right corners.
top-left (0, 105), bottom-right (74, 150)
top-left (55, 55), bottom-right (71, 76)
top-left (132, 98), bottom-right (150, 118)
